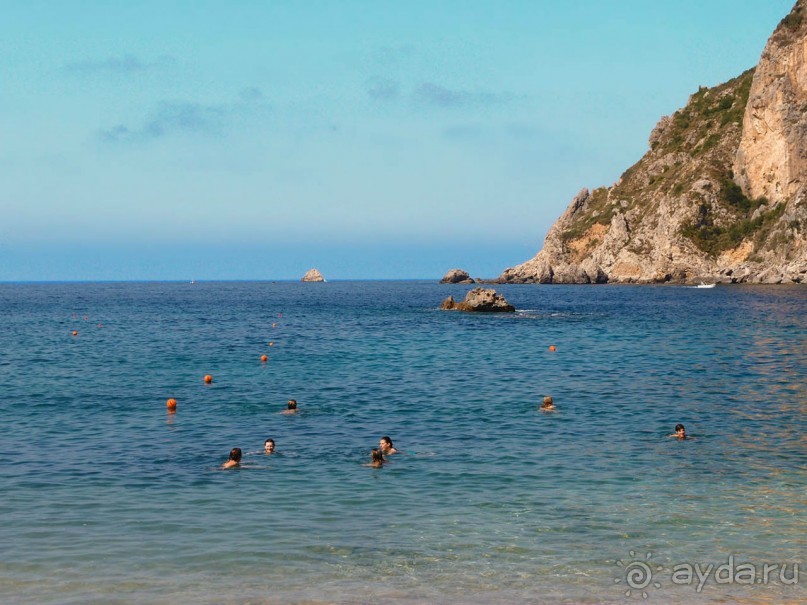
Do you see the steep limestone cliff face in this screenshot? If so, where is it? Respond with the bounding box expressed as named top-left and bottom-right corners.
top-left (732, 2), bottom-right (807, 276)
top-left (500, 1), bottom-right (807, 285)
top-left (736, 3), bottom-right (807, 203)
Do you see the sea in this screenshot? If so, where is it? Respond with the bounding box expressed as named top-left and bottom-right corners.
top-left (0, 281), bottom-right (804, 605)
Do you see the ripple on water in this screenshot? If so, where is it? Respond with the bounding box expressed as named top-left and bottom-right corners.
top-left (0, 282), bottom-right (804, 604)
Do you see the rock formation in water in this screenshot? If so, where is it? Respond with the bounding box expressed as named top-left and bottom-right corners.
top-left (440, 269), bottom-right (475, 284)
top-left (301, 268), bottom-right (325, 282)
top-left (440, 287), bottom-right (515, 312)
top-left (499, 1), bottom-right (807, 285)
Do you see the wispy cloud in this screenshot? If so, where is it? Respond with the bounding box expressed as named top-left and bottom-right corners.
top-left (64, 54), bottom-right (175, 76)
top-left (238, 87), bottom-right (264, 102)
top-left (101, 102), bottom-right (227, 141)
top-left (366, 77), bottom-right (400, 101)
top-left (99, 88), bottom-right (269, 143)
top-left (413, 82), bottom-right (509, 108)
top-left (367, 79), bottom-right (512, 109)
top-left (99, 125), bottom-right (133, 142)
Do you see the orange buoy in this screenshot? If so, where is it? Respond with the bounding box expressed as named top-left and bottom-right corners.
top-left (548, 345), bottom-right (557, 352)
top-left (204, 374), bottom-right (213, 384)
top-left (166, 398), bottom-right (177, 410)
top-left (72, 330), bottom-right (78, 336)
top-left (260, 354), bottom-right (268, 362)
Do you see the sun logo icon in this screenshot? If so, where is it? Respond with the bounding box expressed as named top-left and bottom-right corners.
top-left (614, 551), bottom-right (663, 598)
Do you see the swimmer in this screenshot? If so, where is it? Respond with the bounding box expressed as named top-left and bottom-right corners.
top-left (222, 447), bottom-right (242, 469)
top-left (379, 436), bottom-right (399, 455)
top-left (364, 448), bottom-right (385, 468)
top-left (670, 424), bottom-right (687, 439)
top-left (264, 439), bottom-right (275, 454)
top-left (540, 396), bottom-right (555, 411)
top-left (281, 399), bottom-right (298, 415)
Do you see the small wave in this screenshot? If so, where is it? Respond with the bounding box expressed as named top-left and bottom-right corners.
top-left (516, 310), bottom-right (595, 320)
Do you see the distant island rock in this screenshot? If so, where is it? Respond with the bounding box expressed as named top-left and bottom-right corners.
top-left (497, 0), bottom-right (806, 285)
top-left (301, 268), bottom-right (325, 282)
top-left (440, 269), bottom-right (475, 284)
top-left (440, 287), bottom-right (515, 312)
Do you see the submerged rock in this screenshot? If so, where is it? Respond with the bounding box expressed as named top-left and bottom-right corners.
top-left (301, 268), bottom-right (325, 282)
top-left (440, 287), bottom-right (515, 312)
top-left (440, 269), bottom-right (475, 284)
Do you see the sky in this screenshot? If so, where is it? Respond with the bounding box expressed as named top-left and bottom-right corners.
top-left (0, 0), bottom-right (794, 280)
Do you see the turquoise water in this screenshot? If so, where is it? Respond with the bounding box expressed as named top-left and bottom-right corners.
top-left (1, 282), bottom-right (804, 604)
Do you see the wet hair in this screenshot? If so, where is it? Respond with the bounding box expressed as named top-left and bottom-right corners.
top-left (287, 399), bottom-right (298, 409)
top-left (541, 396), bottom-right (554, 408)
top-left (264, 439), bottom-right (275, 446)
top-left (229, 448), bottom-right (242, 462)
top-left (675, 424), bottom-right (685, 432)
top-left (380, 436), bottom-right (393, 447)
top-left (371, 448), bottom-right (385, 463)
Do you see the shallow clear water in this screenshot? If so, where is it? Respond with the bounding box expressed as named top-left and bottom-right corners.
top-left (0, 281), bottom-right (804, 604)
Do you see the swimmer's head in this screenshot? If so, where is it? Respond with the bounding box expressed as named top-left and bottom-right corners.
top-left (675, 424), bottom-right (686, 437)
top-left (541, 396), bottom-right (554, 409)
top-left (379, 436), bottom-right (393, 451)
top-left (371, 448), bottom-right (384, 464)
top-left (229, 448), bottom-right (242, 462)
top-left (264, 439), bottom-right (275, 453)
top-left (287, 399), bottom-right (298, 410)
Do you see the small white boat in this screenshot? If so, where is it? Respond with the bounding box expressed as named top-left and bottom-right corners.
top-left (696, 282), bottom-right (715, 288)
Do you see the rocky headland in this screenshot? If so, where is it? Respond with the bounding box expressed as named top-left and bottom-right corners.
top-left (498, 1), bottom-right (806, 285)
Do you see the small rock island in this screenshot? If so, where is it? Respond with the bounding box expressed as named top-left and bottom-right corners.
top-left (440, 269), bottom-right (475, 284)
top-left (301, 268), bottom-right (325, 282)
top-left (440, 287), bottom-right (515, 313)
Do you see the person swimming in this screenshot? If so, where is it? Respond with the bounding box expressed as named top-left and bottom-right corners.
top-left (671, 424), bottom-right (687, 439)
top-left (281, 399), bottom-right (298, 415)
top-left (365, 448), bottom-right (386, 468)
top-left (540, 396), bottom-right (555, 411)
top-left (379, 436), bottom-right (399, 455)
top-left (264, 439), bottom-right (275, 454)
top-left (222, 447), bottom-right (242, 469)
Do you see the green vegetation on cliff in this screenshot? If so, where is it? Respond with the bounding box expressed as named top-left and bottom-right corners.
top-left (559, 187), bottom-right (612, 243)
top-left (777, 1), bottom-right (804, 37)
top-left (504, 1), bottom-right (805, 284)
top-left (680, 174), bottom-right (784, 256)
top-left (557, 67), bottom-right (780, 259)
top-left (658, 70), bottom-right (753, 155)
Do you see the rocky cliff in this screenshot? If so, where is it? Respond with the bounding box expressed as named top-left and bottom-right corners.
top-left (499, 1), bottom-right (806, 285)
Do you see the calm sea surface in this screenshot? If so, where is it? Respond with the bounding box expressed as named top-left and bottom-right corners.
top-left (0, 281), bottom-right (805, 604)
